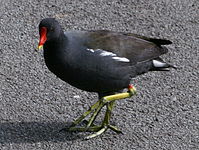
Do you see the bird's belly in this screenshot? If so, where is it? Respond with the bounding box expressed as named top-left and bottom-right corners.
top-left (47, 62), bottom-right (129, 93)
top-left (44, 52), bottom-right (130, 93)
top-left (66, 74), bottom-right (129, 93)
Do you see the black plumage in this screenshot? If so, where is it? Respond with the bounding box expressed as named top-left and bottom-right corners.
top-left (38, 18), bottom-right (175, 138)
top-left (38, 18), bottom-right (174, 95)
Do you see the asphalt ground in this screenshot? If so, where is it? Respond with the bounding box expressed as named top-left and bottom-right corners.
top-left (0, 0), bottom-right (198, 149)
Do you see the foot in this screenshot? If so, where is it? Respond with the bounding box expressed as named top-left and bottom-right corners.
top-left (61, 84), bottom-right (137, 139)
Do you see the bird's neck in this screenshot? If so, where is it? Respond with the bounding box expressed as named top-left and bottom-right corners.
top-left (44, 32), bottom-right (68, 52)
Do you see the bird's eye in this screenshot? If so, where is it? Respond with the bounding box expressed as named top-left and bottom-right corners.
top-left (50, 27), bottom-right (54, 32)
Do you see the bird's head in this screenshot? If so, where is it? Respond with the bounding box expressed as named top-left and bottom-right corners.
top-left (37, 18), bottom-right (62, 50)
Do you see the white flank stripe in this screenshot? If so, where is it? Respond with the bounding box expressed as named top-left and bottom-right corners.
top-left (99, 50), bottom-right (130, 62)
top-left (87, 48), bottom-right (130, 63)
top-left (99, 51), bottom-right (116, 57)
top-left (87, 48), bottom-right (95, 52)
top-left (153, 60), bottom-right (166, 67)
top-left (112, 57), bottom-right (130, 62)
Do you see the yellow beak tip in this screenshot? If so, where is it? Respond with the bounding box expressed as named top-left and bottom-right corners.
top-left (37, 45), bottom-right (43, 51)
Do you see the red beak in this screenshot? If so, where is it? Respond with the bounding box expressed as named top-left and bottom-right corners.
top-left (38, 27), bottom-right (47, 50)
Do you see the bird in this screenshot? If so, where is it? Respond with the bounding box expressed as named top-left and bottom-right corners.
top-left (37, 18), bottom-right (176, 139)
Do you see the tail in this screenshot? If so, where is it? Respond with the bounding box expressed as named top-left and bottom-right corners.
top-left (151, 58), bottom-right (177, 71)
top-left (148, 38), bottom-right (172, 46)
top-left (131, 57), bottom-right (176, 78)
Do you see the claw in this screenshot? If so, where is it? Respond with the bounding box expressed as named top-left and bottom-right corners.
top-left (85, 126), bottom-right (108, 140)
top-left (108, 124), bottom-right (122, 134)
top-left (84, 124), bottom-right (122, 140)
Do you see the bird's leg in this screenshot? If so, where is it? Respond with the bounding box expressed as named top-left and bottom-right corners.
top-left (68, 100), bottom-right (105, 132)
top-left (81, 102), bottom-right (115, 139)
top-left (59, 99), bottom-right (101, 133)
top-left (64, 84), bottom-right (137, 139)
top-left (61, 100), bottom-right (102, 132)
top-left (84, 100), bottom-right (122, 139)
top-left (86, 100), bottom-right (104, 128)
top-left (103, 101), bottom-right (115, 125)
top-left (84, 85), bottom-right (136, 139)
top-left (83, 84), bottom-right (136, 130)
top-left (69, 100), bottom-right (101, 127)
top-left (103, 101), bottom-right (122, 133)
top-left (84, 101), bottom-right (115, 132)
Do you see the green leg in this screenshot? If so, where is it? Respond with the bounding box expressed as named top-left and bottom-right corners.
top-left (102, 101), bottom-right (115, 127)
top-left (85, 100), bottom-right (123, 139)
top-left (70, 100), bottom-right (101, 127)
top-left (69, 125), bottom-right (102, 132)
top-left (104, 101), bottom-right (122, 133)
top-left (65, 85), bottom-right (137, 139)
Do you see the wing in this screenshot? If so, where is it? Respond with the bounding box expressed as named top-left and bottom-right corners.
top-left (75, 48), bottom-right (132, 79)
top-left (84, 30), bottom-right (172, 64)
top-left (65, 47), bottom-right (132, 92)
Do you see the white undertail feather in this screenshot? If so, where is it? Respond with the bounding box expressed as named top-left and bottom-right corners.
top-left (152, 60), bottom-right (167, 68)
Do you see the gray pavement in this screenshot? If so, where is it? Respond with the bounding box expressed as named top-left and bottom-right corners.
top-left (0, 0), bottom-right (198, 149)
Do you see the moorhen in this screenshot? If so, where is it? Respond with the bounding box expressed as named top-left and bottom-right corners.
top-left (37, 18), bottom-right (175, 139)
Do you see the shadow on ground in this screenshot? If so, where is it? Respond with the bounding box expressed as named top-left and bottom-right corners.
top-left (0, 121), bottom-right (84, 144)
